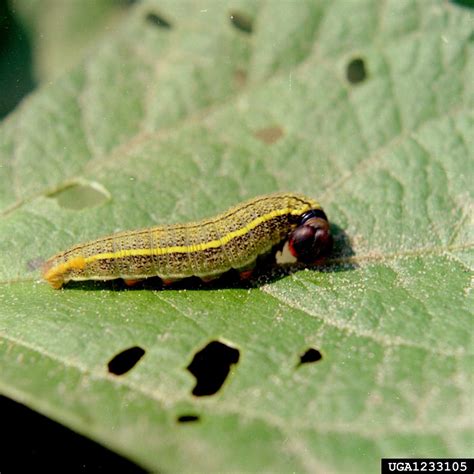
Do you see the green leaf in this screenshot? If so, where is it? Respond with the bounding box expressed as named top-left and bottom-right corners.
top-left (11, 0), bottom-right (134, 82)
top-left (1, 0), bottom-right (472, 472)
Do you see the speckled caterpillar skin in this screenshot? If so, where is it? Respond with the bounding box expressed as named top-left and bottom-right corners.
top-left (42, 193), bottom-right (324, 288)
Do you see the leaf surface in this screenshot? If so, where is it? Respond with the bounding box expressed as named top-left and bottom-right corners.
top-left (0, 1), bottom-right (472, 472)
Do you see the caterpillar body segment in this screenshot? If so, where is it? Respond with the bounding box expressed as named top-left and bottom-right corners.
top-left (42, 192), bottom-right (331, 289)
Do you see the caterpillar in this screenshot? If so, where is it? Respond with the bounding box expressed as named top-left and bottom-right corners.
top-left (42, 192), bottom-right (332, 289)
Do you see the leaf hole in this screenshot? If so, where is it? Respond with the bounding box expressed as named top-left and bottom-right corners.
top-left (229, 11), bottom-right (253, 34)
top-left (145, 12), bottom-right (172, 29)
top-left (298, 348), bottom-right (323, 366)
top-left (177, 414), bottom-right (200, 423)
top-left (254, 126), bottom-right (285, 145)
top-left (108, 346), bottom-right (145, 376)
top-left (187, 340), bottom-right (240, 396)
top-left (346, 57), bottom-right (367, 84)
top-left (48, 182), bottom-right (110, 210)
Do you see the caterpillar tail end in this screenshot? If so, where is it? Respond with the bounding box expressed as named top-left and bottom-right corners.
top-left (41, 256), bottom-right (86, 289)
top-left (42, 261), bottom-right (65, 289)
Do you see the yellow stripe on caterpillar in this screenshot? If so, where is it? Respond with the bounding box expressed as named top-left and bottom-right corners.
top-left (85, 206), bottom-right (309, 262)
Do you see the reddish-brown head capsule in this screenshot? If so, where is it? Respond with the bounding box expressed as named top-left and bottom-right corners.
top-left (288, 210), bottom-right (332, 263)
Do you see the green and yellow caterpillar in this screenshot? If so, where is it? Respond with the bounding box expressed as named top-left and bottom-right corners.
top-left (42, 192), bottom-right (332, 289)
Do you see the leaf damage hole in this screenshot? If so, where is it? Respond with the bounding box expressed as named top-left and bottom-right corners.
top-left (145, 12), bottom-right (172, 29)
top-left (48, 182), bottom-right (110, 210)
top-left (108, 346), bottom-right (145, 376)
top-left (254, 126), bottom-right (285, 145)
top-left (346, 57), bottom-right (367, 84)
top-left (177, 414), bottom-right (200, 423)
top-left (187, 340), bottom-right (240, 396)
top-left (229, 11), bottom-right (253, 34)
top-left (298, 348), bottom-right (323, 366)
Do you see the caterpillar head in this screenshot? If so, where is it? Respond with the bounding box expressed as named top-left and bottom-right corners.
top-left (289, 209), bottom-right (332, 263)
